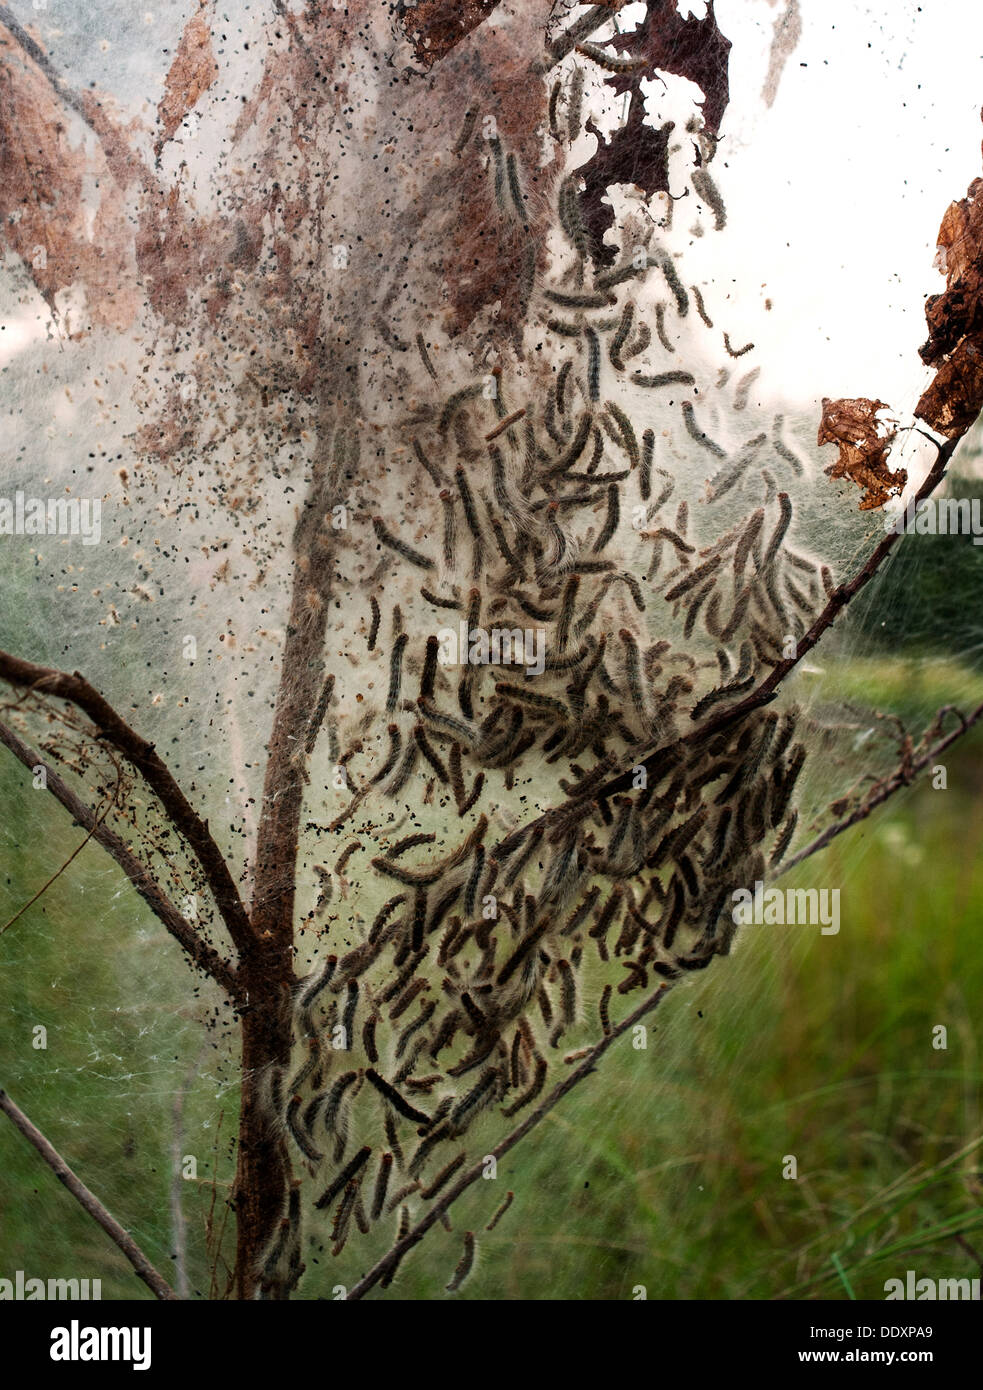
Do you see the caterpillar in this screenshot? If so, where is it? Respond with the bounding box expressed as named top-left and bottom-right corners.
top-left (586, 327), bottom-right (601, 401)
top-left (439, 490), bottom-right (457, 570)
top-left (395, 1000), bottom-right (438, 1062)
top-left (769, 809), bottom-right (798, 866)
top-left (633, 370), bottom-right (696, 390)
top-left (416, 332), bottom-right (438, 382)
top-left (605, 401), bottom-right (639, 468)
top-left (453, 108), bottom-right (477, 156)
top-left (417, 696), bottom-right (479, 747)
top-left (373, 517), bottom-right (435, 572)
top-left (723, 332), bottom-right (754, 358)
top-left (689, 672), bottom-right (756, 722)
top-left (331, 1179), bottom-right (360, 1256)
top-left (691, 167), bottom-right (726, 230)
top-left (567, 62), bottom-right (585, 141)
top-left (486, 1191), bottom-right (515, 1232)
top-left (608, 302), bottom-right (635, 369)
top-left (733, 367), bottom-right (761, 413)
top-left (439, 384), bottom-right (484, 436)
top-left (505, 152), bottom-right (525, 220)
top-left (772, 414), bottom-right (805, 476)
top-left (575, 40), bottom-right (648, 72)
top-left (365, 1068), bottom-right (432, 1126)
top-left (547, 410), bottom-right (593, 477)
top-left (446, 1231), bottom-right (476, 1293)
top-left (548, 79), bottom-right (563, 142)
top-left (305, 675), bottom-right (335, 756)
top-left (692, 284), bottom-right (713, 327)
top-left (314, 1145), bottom-right (372, 1215)
top-left (455, 467), bottom-right (483, 544)
top-left (681, 401), bottom-right (726, 459)
top-left (653, 301), bottom-right (674, 354)
top-left (421, 1150), bottom-right (468, 1201)
top-left (412, 438), bottom-right (446, 489)
top-left (592, 484), bottom-right (620, 553)
top-left (322, 1071), bottom-right (358, 1146)
top-left (545, 288), bottom-right (614, 309)
top-left (500, 1054), bottom-right (547, 1117)
top-left (386, 633), bottom-right (409, 713)
top-left (764, 492), bottom-right (794, 568)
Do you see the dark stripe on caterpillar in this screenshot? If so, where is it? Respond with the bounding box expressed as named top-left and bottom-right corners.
top-left (314, 1144), bottom-right (372, 1211)
top-left (453, 108), bottom-right (477, 155)
top-left (373, 517), bottom-right (434, 571)
top-left (505, 152), bottom-right (525, 219)
top-left (640, 428), bottom-right (654, 499)
top-left (412, 437), bottom-right (446, 488)
top-left (586, 327), bottom-right (601, 401)
top-left (420, 636), bottom-right (440, 702)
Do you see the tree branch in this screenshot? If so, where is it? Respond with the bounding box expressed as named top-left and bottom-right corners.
top-left (0, 718), bottom-right (241, 1002)
top-left (780, 698), bottom-right (983, 874)
top-left (0, 1086), bottom-right (178, 1301)
top-left (0, 650), bottom-right (254, 959)
top-left (345, 981), bottom-right (675, 1300)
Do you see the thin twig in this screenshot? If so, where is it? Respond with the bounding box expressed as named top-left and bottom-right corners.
top-left (0, 720), bottom-right (240, 1001)
top-left (345, 983), bottom-right (674, 1299)
top-left (0, 651), bottom-right (254, 956)
top-left (0, 1087), bottom-right (178, 1301)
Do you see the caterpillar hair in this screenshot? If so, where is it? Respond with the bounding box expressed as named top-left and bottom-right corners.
top-left (389, 973), bottom-right (429, 1023)
top-left (446, 1231), bottom-right (476, 1293)
top-left (304, 675), bottom-right (335, 757)
top-left (599, 981), bottom-right (613, 1036)
top-left (314, 1144), bottom-right (372, 1212)
top-left (623, 320), bottom-right (653, 362)
top-left (589, 484), bottom-right (619, 554)
top-left (691, 167), bottom-right (726, 230)
top-left (335, 841), bottom-right (362, 878)
top-left (547, 409), bottom-right (593, 477)
top-left (439, 383), bottom-right (484, 437)
top-left (420, 1150), bottom-right (468, 1203)
top-left (586, 327), bottom-right (601, 401)
top-left (339, 981), bottom-right (359, 1048)
top-left (681, 401), bottom-right (726, 458)
top-left (501, 1053), bottom-right (547, 1117)
top-left (420, 636), bottom-right (440, 702)
top-left (361, 1014), bottom-right (379, 1064)
top-left (455, 466), bottom-right (483, 543)
top-left (395, 1000), bottom-right (438, 1062)
top-left (299, 953), bottom-right (337, 1013)
top-left (654, 301), bottom-right (674, 354)
top-left (692, 284), bottom-right (713, 327)
top-left (545, 316), bottom-right (584, 337)
top-left (663, 554), bottom-right (721, 602)
top-left (486, 1191), bottom-right (514, 1232)
top-left (733, 508), bottom-right (764, 580)
top-left (557, 957), bottom-right (578, 1025)
top-left (649, 249), bottom-right (689, 316)
top-left (411, 437), bottom-right (446, 489)
top-left (723, 332), bottom-right (754, 358)
top-left (821, 565), bottom-right (835, 597)
top-left (365, 1068), bottom-right (432, 1127)
top-left (369, 894), bottom-right (407, 946)
top-left (771, 744), bottom-right (806, 825)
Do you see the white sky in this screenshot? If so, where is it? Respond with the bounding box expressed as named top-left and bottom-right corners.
top-left (680, 0), bottom-right (983, 409)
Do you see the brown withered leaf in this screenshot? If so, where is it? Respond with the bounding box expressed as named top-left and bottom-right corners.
top-left (916, 175), bottom-right (983, 439)
top-left (156, 11), bottom-right (218, 154)
top-left (575, 0), bottom-right (732, 262)
top-left (400, 0), bottom-right (503, 69)
top-left (817, 397), bottom-right (906, 512)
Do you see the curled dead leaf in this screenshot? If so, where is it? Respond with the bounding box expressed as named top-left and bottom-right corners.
top-left (817, 397), bottom-right (906, 512)
top-left (916, 175), bottom-right (983, 440)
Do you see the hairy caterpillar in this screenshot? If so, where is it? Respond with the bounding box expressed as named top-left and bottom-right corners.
top-left (373, 517), bottom-right (435, 572)
top-left (314, 1144), bottom-right (372, 1212)
top-left (691, 167), bottom-right (726, 230)
top-left (446, 1231), bottom-right (476, 1293)
top-left (723, 332), bottom-right (754, 359)
top-left (692, 284), bottom-right (713, 328)
top-left (486, 1191), bottom-right (515, 1232)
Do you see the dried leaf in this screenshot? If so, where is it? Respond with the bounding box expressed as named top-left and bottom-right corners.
top-left (916, 175), bottom-right (983, 439)
top-left (156, 12), bottom-right (218, 153)
top-left (400, 0), bottom-right (503, 69)
top-left (817, 397), bottom-right (906, 512)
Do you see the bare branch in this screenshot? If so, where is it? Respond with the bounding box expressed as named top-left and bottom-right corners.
top-left (345, 981), bottom-right (675, 1300)
top-left (0, 719), bottom-right (241, 1002)
top-left (781, 699), bottom-right (983, 874)
top-left (0, 1087), bottom-right (178, 1301)
top-left (0, 650), bottom-right (254, 958)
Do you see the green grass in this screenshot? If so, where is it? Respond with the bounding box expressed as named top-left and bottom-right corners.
top-left (1, 675), bottom-right (982, 1300)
